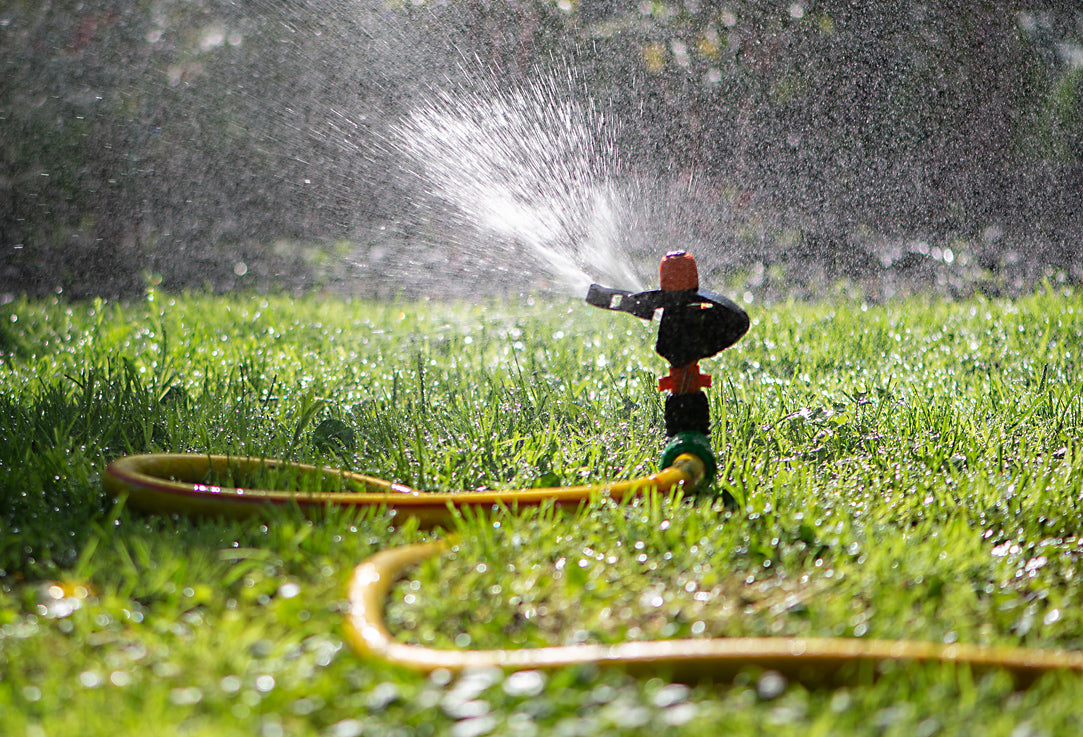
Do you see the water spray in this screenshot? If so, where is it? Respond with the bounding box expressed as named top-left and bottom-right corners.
top-left (586, 250), bottom-right (750, 485)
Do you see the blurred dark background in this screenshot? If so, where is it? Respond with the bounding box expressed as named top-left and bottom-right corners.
top-left (1, 1), bottom-right (1081, 300)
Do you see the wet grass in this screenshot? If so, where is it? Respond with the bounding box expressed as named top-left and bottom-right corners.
top-left (3, 287), bottom-right (1083, 735)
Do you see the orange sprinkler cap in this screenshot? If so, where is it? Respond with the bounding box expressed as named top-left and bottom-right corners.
top-left (658, 362), bottom-right (712, 394)
top-left (659, 251), bottom-right (699, 292)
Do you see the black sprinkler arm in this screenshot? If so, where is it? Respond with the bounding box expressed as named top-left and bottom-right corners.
top-left (584, 284), bottom-right (660, 320)
top-left (586, 282), bottom-right (749, 366)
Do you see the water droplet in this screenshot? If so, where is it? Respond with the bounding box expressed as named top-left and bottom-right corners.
top-left (326, 719), bottom-right (365, 737)
top-left (503, 669), bottom-right (545, 697)
top-left (652, 683), bottom-right (690, 708)
top-left (366, 682), bottom-right (401, 711)
top-left (169, 686), bottom-right (203, 705)
top-left (429, 668), bottom-right (453, 687)
top-left (451, 715), bottom-right (498, 737)
top-left (662, 701), bottom-right (698, 726)
top-left (249, 639), bottom-right (274, 659)
top-left (756, 670), bottom-right (787, 700)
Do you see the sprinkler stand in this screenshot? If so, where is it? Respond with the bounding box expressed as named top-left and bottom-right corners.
top-left (586, 250), bottom-right (749, 488)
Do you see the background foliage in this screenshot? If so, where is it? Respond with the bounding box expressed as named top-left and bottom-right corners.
top-left (1, 1), bottom-right (1081, 298)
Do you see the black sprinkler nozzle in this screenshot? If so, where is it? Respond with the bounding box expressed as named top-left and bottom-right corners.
top-left (585, 283), bottom-right (749, 366)
top-left (654, 288), bottom-right (749, 367)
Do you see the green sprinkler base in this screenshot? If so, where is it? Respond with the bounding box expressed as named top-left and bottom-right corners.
top-left (660, 431), bottom-right (717, 490)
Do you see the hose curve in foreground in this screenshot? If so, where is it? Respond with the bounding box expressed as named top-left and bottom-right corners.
top-left (103, 452), bottom-right (1083, 686)
top-left (344, 540), bottom-right (1083, 687)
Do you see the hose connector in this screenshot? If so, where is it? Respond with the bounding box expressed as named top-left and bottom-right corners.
top-left (660, 431), bottom-right (717, 491)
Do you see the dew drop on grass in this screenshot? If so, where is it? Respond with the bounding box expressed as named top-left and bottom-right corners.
top-left (651, 683), bottom-right (690, 708)
top-left (450, 715), bottom-right (498, 737)
top-left (250, 639), bottom-right (274, 659)
top-left (169, 686), bottom-right (203, 705)
top-left (292, 696), bottom-right (322, 716)
top-left (366, 681), bottom-right (401, 711)
top-left (588, 683), bottom-right (616, 705)
top-left (429, 668), bottom-right (454, 687)
top-left (326, 718), bottom-right (365, 737)
top-left (506, 712), bottom-right (539, 737)
top-left (609, 702), bottom-right (651, 729)
top-left (259, 718), bottom-right (285, 737)
top-left (503, 669), bottom-right (546, 697)
top-left (756, 670), bottom-right (787, 700)
top-left (830, 689), bottom-right (852, 713)
top-left (451, 667), bottom-right (503, 699)
top-left (661, 702), bottom-right (699, 727)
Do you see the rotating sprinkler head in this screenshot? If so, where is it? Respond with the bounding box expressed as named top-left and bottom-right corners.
top-left (586, 251), bottom-right (750, 487)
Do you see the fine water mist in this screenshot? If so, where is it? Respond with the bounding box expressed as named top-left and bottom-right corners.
top-left (390, 73), bottom-right (644, 297)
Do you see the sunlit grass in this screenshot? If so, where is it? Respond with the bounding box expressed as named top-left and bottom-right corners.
top-left (3, 287), bottom-right (1083, 736)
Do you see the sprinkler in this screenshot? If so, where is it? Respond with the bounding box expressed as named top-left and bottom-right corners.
top-left (586, 251), bottom-right (749, 486)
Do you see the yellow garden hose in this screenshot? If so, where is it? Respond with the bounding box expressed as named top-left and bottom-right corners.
top-left (342, 534), bottom-right (1083, 683)
top-left (344, 540), bottom-right (1083, 687)
top-left (102, 452), bottom-right (704, 528)
top-left (103, 452), bottom-right (1083, 686)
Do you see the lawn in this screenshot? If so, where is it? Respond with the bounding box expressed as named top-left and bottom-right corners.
top-left (3, 286), bottom-right (1083, 735)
